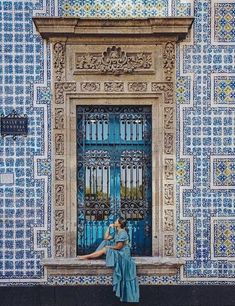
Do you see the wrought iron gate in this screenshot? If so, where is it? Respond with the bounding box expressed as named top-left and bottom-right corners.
top-left (77, 105), bottom-right (152, 256)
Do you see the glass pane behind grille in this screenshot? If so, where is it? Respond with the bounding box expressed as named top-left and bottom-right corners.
top-left (77, 105), bottom-right (152, 256)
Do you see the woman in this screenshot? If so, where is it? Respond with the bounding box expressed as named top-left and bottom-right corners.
top-left (78, 217), bottom-right (139, 303)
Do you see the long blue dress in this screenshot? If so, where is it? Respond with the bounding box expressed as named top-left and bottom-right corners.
top-left (96, 229), bottom-right (139, 303)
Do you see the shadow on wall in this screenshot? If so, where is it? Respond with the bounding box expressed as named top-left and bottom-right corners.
top-left (1, 286), bottom-right (235, 306)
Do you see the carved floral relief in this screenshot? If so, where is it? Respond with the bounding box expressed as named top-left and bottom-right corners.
top-left (74, 46), bottom-right (153, 75)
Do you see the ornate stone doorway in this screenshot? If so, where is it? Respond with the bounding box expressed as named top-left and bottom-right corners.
top-left (33, 17), bottom-right (193, 277)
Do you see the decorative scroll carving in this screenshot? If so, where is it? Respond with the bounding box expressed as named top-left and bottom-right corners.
top-left (151, 82), bottom-right (173, 104)
top-left (55, 108), bottom-right (64, 129)
top-left (81, 82), bottom-right (100, 92)
top-left (74, 46), bottom-right (152, 75)
top-left (164, 107), bottom-right (174, 129)
top-left (164, 235), bottom-right (174, 256)
top-left (55, 134), bottom-right (64, 155)
top-left (104, 82), bottom-right (124, 92)
top-left (164, 133), bottom-right (173, 154)
top-left (55, 185), bottom-right (64, 206)
top-left (163, 42), bottom-right (175, 81)
top-left (55, 210), bottom-right (65, 231)
top-left (164, 209), bottom-right (174, 231)
top-left (165, 159), bottom-right (174, 180)
top-left (53, 42), bottom-right (65, 82)
top-left (55, 82), bottom-right (77, 104)
top-left (164, 184), bottom-right (174, 206)
top-left (128, 82), bottom-right (147, 92)
top-left (55, 235), bottom-right (65, 257)
top-left (55, 159), bottom-right (64, 181)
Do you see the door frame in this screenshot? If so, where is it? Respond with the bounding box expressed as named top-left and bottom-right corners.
top-left (64, 93), bottom-right (163, 257)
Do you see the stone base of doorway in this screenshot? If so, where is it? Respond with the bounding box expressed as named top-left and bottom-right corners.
top-left (1, 286), bottom-right (235, 306)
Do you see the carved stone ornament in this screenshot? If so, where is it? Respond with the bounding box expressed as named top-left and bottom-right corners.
top-left (163, 42), bottom-right (175, 82)
top-left (164, 133), bottom-right (173, 154)
top-left (55, 235), bottom-right (65, 257)
top-left (55, 108), bottom-right (64, 129)
top-left (53, 42), bottom-right (65, 82)
top-left (151, 82), bottom-right (173, 104)
top-left (55, 82), bottom-right (77, 104)
top-left (164, 235), bottom-right (174, 256)
top-left (165, 159), bottom-right (174, 180)
top-left (55, 185), bottom-right (64, 206)
top-left (104, 82), bottom-right (124, 92)
top-left (55, 210), bottom-right (65, 231)
top-left (164, 209), bottom-right (174, 231)
top-left (81, 82), bottom-right (100, 92)
top-left (164, 184), bottom-right (174, 206)
top-left (128, 82), bottom-right (147, 92)
top-left (55, 134), bottom-right (64, 155)
top-left (164, 107), bottom-right (174, 129)
top-left (75, 46), bottom-right (152, 75)
top-left (55, 159), bottom-right (64, 181)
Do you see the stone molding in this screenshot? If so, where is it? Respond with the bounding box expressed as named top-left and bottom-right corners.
top-left (33, 17), bottom-right (194, 278)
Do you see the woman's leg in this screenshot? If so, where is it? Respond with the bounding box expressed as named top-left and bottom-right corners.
top-left (78, 247), bottom-right (106, 260)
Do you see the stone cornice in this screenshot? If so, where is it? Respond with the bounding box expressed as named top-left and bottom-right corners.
top-left (33, 17), bottom-right (194, 40)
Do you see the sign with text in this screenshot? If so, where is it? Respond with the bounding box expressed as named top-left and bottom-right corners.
top-left (1, 111), bottom-right (28, 139)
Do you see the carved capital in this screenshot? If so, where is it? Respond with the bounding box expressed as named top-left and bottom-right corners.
top-left (55, 159), bottom-right (64, 181)
top-left (55, 185), bottom-right (65, 206)
top-left (53, 42), bottom-right (65, 82)
top-left (55, 235), bottom-right (65, 257)
top-left (151, 82), bottom-right (173, 104)
top-left (164, 209), bottom-right (174, 231)
top-left (163, 42), bottom-right (175, 82)
top-left (128, 82), bottom-right (147, 92)
top-left (55, 134), bottom-right (64, 155)
top-left (55, 82), bottom-right (77, 104)
top-left (55, 210), bottom-right (65, 231)
top-left (164, 235), bottom-right (174, 256)
top-left (55, 108), bottom-right (64, 130)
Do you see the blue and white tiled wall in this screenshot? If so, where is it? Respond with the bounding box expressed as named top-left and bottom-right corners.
top-left (0, 0), bottom-right (235, 285)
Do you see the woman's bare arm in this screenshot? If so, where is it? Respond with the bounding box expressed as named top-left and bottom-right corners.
top-left (104, 224), bottom-right (114, 240)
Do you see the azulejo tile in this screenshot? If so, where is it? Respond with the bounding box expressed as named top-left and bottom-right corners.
top-left (214, 3), bottom-right (235, 42)
top-left (214, 220), bottom-right (235, 258)
top-left (213, 159), bottom-right (235, 187)
top-left (214, 76), bottom-right (235, 104)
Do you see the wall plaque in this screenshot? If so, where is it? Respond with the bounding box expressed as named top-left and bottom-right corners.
top-left (1, 111), bottom-right (28, 139)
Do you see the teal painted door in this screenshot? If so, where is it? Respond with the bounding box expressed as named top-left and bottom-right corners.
top-left (77, 105), bottom-right (152, 256)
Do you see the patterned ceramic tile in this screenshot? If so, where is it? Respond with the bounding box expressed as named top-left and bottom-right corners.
top-left (214, 220), bottom-right (235, 257)
top-left (214, 3), bottom-right (235, 42)
top-left (214, 76), bottom-right (235, 104)
top-left (1, 0), bottom-right (235, 286)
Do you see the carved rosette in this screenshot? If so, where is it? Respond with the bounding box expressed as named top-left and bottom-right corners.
top-left (53, 42), bottom-right (65, 82)
top-left (128, 82), bottom-right (147, 92)
top-left (151, 81), bottom-right (175, 257)
top-left (163, 42), bottom-right (175, 82)
top-left (104, 82), bottom-right (124, 92)
top-left (81, 82), bottom-right (100, 92)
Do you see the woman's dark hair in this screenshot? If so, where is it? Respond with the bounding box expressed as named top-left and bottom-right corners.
top-left (118, 216), bottom-right (127, 229)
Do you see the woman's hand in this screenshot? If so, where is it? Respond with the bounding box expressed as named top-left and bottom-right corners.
top-left (109, 223), bottom-right (115, 228)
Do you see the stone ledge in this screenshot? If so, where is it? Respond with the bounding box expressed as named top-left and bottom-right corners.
top-left (43, 257), bottom-right (185, 276)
